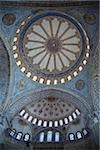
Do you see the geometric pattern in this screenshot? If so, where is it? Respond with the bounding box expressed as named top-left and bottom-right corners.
top-left (19, 95), bottom-right (81, 128)
top-left (13, 11), bottom-right (90, 84)
top-left (26, 97), bottom-right (76, 120)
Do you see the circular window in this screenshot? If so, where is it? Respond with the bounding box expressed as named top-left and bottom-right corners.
top-left (13, 11), bottom-right (90, 84)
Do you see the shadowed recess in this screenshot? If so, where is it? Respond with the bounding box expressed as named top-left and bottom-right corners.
top-left (0, 37), bottom-right (10, 104)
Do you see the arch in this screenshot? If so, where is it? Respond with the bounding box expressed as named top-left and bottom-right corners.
top-left (0, 29), bottom-right (14, 113)
top-left (0, 37), bottom-right (10, 107)
top-left (5, 87), bottom-right (92, 121)
top-left (39, 132), bottom-right (45, 142)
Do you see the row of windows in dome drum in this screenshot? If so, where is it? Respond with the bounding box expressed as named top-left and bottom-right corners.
top-left (8, 128), bottom-right (30, 142)
top-left (19, 108), bottom-right (81, 127)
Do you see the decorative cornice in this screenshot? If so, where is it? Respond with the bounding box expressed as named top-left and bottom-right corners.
top-left (0, 1), bottom-right (99, 8)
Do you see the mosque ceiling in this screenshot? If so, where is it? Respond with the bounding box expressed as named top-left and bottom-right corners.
top-left (0, 1), bottom-right (99, 150)
top-left (24, 97), bottom-right (76, 121)
top-left (13, 11), bottom-right (90, 84)
top-left (7, 88), bottom-right (89, 130)
top-left (0, 1), bottom-right (98, 105)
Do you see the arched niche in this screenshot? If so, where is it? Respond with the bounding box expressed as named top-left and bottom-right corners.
top-left (5, 88), bottom-right (92, 125)
top-left (4, 88), bottom-right (94, 149)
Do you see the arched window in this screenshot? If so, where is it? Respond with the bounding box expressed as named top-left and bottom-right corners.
top-left (19, 109), bottom-right (25, 116)
top-left (82, 128), bottom-right (88, 136)
top-left (76, 131), bottom-right (82, 139)
top-left (9, 129), bottom-right (16, 137)
top-left (24, 133), bottom-right (30, 142)
top-left (55, 132), bottom-right (60, 142)
top-left (47, 131), bottom-right (52, 142)
top-left (39, 132), bottom-right (45, 142)
top-left (37, 120), bottom-right (42, 126)
top-left (69, 133), bottom-right (75, 141)
top-left (49, 121), bottom-right (53, 127)
top-left (54, 121), bottom-right (58, 127)
top-left (37, 129), bottom-right (64, 143)
top-left (16, 132), bottom-right (23, 140)
top-left (23, 113), bottom-right (29, 119)
top-left (43, 121), bottom-right (47, 127)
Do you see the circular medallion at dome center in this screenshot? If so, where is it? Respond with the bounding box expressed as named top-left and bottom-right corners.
top-left (46, 38), bottom-right (62, 53)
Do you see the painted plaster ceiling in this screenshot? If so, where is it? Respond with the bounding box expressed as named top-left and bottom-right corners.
top-left (26, 97), bottom-right (75, 120)
top-left (19, 96), bottom-right (81, 128)
top-left (13, 11), bottom-right (90, 84)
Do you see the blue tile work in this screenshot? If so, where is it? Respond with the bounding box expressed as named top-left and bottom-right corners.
top-left (12, 64), bottom-right (88, 100)
top-left (0, 6), bottom-right (99, 104)
top-left (0, 38), bottom-right (10, 104)
top-left (63, 6), bottom-right (99, 54)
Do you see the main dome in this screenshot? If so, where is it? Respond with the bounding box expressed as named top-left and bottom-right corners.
top-left (13, 11), bottom-right (90, 84)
